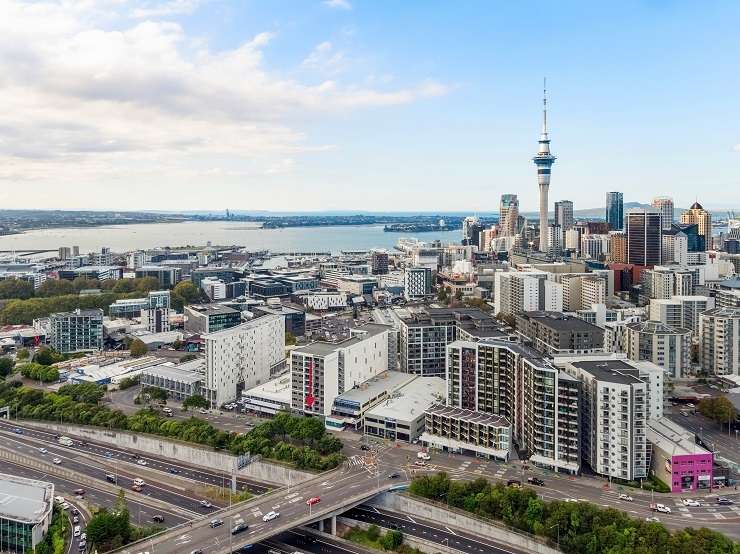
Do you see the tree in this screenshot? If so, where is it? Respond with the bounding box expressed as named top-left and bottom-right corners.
top-left (36, 279), bottom-right (75, 297)
top-left (0, 279), bottom-right (34, 300)
top-left (183, 394), bottom-right (209, 410)
top-left (699, 396), bottom-right (737, 427)
top-left (454, 289), bottom-right (464, 301)
top-left (34, 347), bottom-right (65, 366)
top-left (129, 339), bottom-right (148, 358)
top-left (179, 353), bottom-right (198, 363)
top-left (142, 386), bottom-right (168, 402)
top-left (173, 281), bottom-right (201, 303)
top-left (59, 382), bottom-right (105, 404)
top-left (380, 530), bottom-right (403, 550)
top-left (495, 312), bottom-right (517, 329)
top-left (285, 332), bottom-right (297, 346)
top-left (135, 277), bottom-right (160, 293)
top-left (15, 348), bottom-right (29, 361)
top-left (112, 279), bottom-right (136, 293)
top-left (73, 276), bottom-right (100, 291)
top-left (0, 357), bottom-right (14, 378)
top-left (367, 524), bottom-right (380, 541)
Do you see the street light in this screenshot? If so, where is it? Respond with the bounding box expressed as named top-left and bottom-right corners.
top-left (549, 523), bottom-right (560, 549)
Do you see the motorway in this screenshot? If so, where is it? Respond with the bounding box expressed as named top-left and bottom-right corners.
top-left (0, 418), bottom-right (269, 495)
top-left (345, 505), bottom-right (526, 554)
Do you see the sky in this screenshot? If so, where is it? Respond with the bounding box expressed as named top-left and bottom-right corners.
top-left (0, 1), bottom-right (739, 214)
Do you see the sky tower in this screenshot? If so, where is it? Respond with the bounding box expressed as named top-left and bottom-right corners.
top-left (533, 79), bottom-right (556, 252)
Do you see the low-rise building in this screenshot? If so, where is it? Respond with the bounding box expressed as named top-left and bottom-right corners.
top-left (647, 417), bottom-right (713, 492)
top-left (241, 374), bottom-right (292, 416)
top-left (421, 404), bottom-right (512, 461)
top-left (140, 359), bottom-right (204, 401)
top-left (0, 473), bottom-right (54, 552)
top-left (49, 308), bottom-right (103, 353)
top-left (363, 376), bottom-right (446, 442)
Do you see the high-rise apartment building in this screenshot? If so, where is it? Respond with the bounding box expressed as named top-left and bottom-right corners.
top-left (608, 231), bottom-right (628, 263)
top-left (403, 267), bottom-right (432, 300)
top-left (499, 194), bottom-right (519, 237)
top-left (291, 323), bottom-right (394, 416)
top-left (142, 290), bottom-right (171, 333)
top-left (625, 320), bottom-right (691, 378)
top-left (49, 309), bottom-right (103, 353)
top-left (680, 202), bottom-right (711, 251)
top-left (649, 296), bottom-right (714, 336)
top-left (203, 315), bottom-right (285, 408)
top-left (554, 200), bottom-right (574, 231)
top-left (626, 208), bottom-right (662, 266)
top-left (516, 311), bottom-right (604, 355)
top-left (494, 272), bottom-right (563, 317)
top-left (370, 250), bottom-right (390, 275)
top-left (442, 340), bottom-right (580, 473)
top-left (547, 223), bottom-right (563, 256)
top-left (651, 196), bottom-right (674, 230)
top-left (581, 234), bottom-right (609, 260)
top-left (700, 307), bottom-right (740, 376)
top-left (555, 356), bottom-right (664, 482)
top-left (606, 192), bottom-right (624, 231)
top-left (661, 228), bottom-right (689, 266)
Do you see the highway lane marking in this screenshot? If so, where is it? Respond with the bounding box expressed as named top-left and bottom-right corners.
top-left (407, 515), bottom-right (416, 524)
top-left (445, 526), bottom-right (456, 535)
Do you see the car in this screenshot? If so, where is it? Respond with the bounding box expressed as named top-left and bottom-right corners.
top-left (199, 408), bottom-right (208, 414)
top-left (563, 498), bottom-right (578, 503)
top-left (190, 551), bottom-right (203, 554)
top-left (152, 515), bottom-right (165, 523)
top-left (209, 519), bottom-right (224, 528)
top-left (72, 515), bottom-right (79, 524)
top-left (168, 467), bottom-right (179, 474)
top-left (73, 489), bottom-right (85, 496)
top-left (200, 500), bottom-right (213, 508)
top-left (231, 522), bottom-right (249, 535)
top-left (131, 485), bottom-right (143, 492)
top-left (78, 540), bottom-right (86, 550)
top-left (13, 427), bottom-right (22, 434)
top-left (417, 452), bottom-right (431, 461)
top-left (80, 533), bottom-right (86, 541)
top-left (262, 511), bottom-right (280, 522)
top-left (717, 497), bottom-right (734, 505)
top-left (54, 496), bottom-right (65, 504)
top-left (74, 525), bottom-right (81, 537)
top-left (414, 460), bottom-right (427, 467)
top-left (618, 494), bottom-right (633, 502)
top-left (527, 477), bottom-right (545, 486)
top-left (105, 473), bottom-right (117, 483)
top-left (61, 502), bottom-right (70, 510)
top-left (52, 458), bottom-right (62, 464)
top-left (645, 516), bottom-right (660, 523)
top-left (651, 503), bottom-right (671, 513)
top-left (71, 508), bottom-right (79, 516)
top-left (133, 478), bottom-right (145, 487)
top-left (686, 403), bottom-right (695, 408)
top-left (682, 498), bottom-right (700, 507)
top-left (388, 473), bottom-right (400, 479)
top-left (104, 451), bottom-right (113, 458)
top-left (306, 496), bottom-right (321, 506)
top-left (507, 479), bottom-right (522, 488)
top-left (39, 448), bottom-right (47, 454)
top-left (136, 459), bottom-right (147, 466)
top-left (360, 444), bottom-right (370, 451)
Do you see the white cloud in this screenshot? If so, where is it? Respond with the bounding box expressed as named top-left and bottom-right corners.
top-left (132, 0), bottom-right (203, 18)
top-left (733, 144), bottom-right (740, 152)
top-left (0, 0), bottom-right (449, 208)
top-left (323, 0), bottom-right (351, 10)
top-left (302, 41), bottom-right (347, 74)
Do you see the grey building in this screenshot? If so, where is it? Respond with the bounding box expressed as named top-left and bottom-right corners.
top-left (252, 304), bottom-right (306, 337)
top-left (49, 308), bottom-right (103, 353)
top-left (135, 266), bottom-right (181, 288)
top-left (606, 191), bottom-right (624, 231)
top-left (516, 311), bottom-right (604, 355)
top-left (184, 304), bottom-right (242, 334)
top-left (0, 473), bottom-right (54, 553)
top-left (140, 361), bottom-right (204, 401)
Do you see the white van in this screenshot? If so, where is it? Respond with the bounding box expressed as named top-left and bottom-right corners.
top-left (133, 478), bottom-right (146, 487)
top-left (73, 525), bottom-right (81, 537)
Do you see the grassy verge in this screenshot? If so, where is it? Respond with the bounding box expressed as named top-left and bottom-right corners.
top-left (343, 525), bottom-right (423, 553)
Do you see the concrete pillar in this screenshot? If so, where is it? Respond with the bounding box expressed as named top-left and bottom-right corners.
top-left (331, 515), bottom-right (337, 536)
top-left (318, 519), bottom-right (324, 533)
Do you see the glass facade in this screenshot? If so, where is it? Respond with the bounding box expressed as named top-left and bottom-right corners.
top-left (0, 519), bottom-right (34, 553)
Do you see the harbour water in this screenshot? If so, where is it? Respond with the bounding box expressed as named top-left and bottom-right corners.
top-left (0, 221), bottom-right (460, 254)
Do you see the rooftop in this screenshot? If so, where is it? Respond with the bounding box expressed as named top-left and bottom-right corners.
top-left (242, 374), bottom-right (292, 404)
top-left (293, 322), bottom-right (390, 357)
top-left (335, 370), bottom-right (415, 406)
top-left (626, 320), bottom-right (691, 335)
top-left (185, 304), bottom-right (240, 316)
top-left (0, 472), bottom-right (53, 524)
top-left (425, 403), bottom-right (511, 428)
top-left (647, 417), bottom-right (711, 458)
top-left (366, 376), bottom-right (446, 421)
top-left (571, 359), bottom-right (644, 385)
top-left (142, 363), bottom-right (204, 384)
top-left (702, 307), bottom-right (740, 318)
top-left (517, 311), bottom-right (602, 333)
top-left (204, 314), bottom-right (282, 339)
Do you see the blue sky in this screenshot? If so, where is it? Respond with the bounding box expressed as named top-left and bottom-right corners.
top-left (0, 0), bottom-right (738, 213)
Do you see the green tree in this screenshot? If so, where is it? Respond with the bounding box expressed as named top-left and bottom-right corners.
top-left (173, 280), bottom-right (201, 303)
top-left (367, 524), bottom-right (380, 541)
top-left (179, 353), bottom-right (198, 363)
top-left (34, 347), bottom-right (65, 366)
top-left (113, 279), bottom-right (136, 293)
top-left (15, 348), bottom-right (29, 361)
top-left (129, 339), bottom-right (148, 358)
top-left (698, 397), bottom-right (737, 427)
top-left (36, 279), bottom-right (75, 297)
top-left (454, 289), bottom-right (464, 301)
top-left (142, 386), bottom-right (168, 402)
top-left (0, 357), bottom-right (14, 378)
top-left (183, 394), bottom-right (209, 410)
top-left (380, 530), bottom-right (403, 550)
top-left (72, 276), bottom-right (100, 291)
top-left (0, 279), bottom-right (34, 300)
top-left (135, 277), bottom-right (160, 293)
top-left (59, 382), bottom-right (105, 404)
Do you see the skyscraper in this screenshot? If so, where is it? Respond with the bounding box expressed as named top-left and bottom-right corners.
top-left (680, 201), bottom-right (712, 251)
top-left (651, 196), bottom-right (674, 230)
top-left (499, 194), bottom-right (519, 237)
top-left (626, 208), bottom-right (662, 266)
top-left (533, 81), bottom-right (556, 252)
top-left (554, 200), bottom-right (574, 231)
top-left (606, 192), bottom-right (624, 231)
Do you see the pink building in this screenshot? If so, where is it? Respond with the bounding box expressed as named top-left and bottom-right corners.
top-left (648, 417), bottom-right (713, 493)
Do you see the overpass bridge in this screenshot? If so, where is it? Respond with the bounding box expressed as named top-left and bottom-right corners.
top-left (114, 463), bottom-right (398, 554)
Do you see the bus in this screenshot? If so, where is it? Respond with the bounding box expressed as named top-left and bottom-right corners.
top-left (58, 436), bottom-right (74, 446)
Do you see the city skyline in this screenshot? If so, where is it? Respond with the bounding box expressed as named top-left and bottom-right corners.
top-left (1, 1), bottom-right (740, 213)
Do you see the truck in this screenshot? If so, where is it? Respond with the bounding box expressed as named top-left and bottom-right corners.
top-left (58, 436), bottom-right (74, 447)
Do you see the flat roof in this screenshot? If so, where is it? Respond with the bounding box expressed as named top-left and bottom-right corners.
top-left (0, 472), bottom-right (53, 524)
top-left (186, 304), bottom-right (240, 316)
top-left (204, 314), bottom-right (281, 339)
top-left (366, 376), bottom-right (446, 421)
top-left (336, 371), bottom-right (415, 405)
top-left (243, 374), bottom-right (292, 404)
top-left (518, 311), bottom-right (602, 333)
top-left (571, 360), bottom-right (643, 385)
top-left (425, 403), bottom-right (510, 428)
top-left (142, 364), bottom-right (203, 384)
top-left (294, 323), bottom-right (389, 357)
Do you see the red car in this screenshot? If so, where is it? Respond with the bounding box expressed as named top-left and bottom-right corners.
top-left (306, 496), bottom-right (321, 506)
top-left (131, 485), bottom-right (143, 492)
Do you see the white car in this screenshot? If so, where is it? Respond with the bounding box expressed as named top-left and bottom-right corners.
top-left (61, 502), bottom-right (70, 510)
top-left (199, 408), bottom-right (208, 414)
top-left (563, 498), bottom-right (578, 503)
top-left (682, 498), bottom-right (700, 507)
top-left (262, 511), bottom-right (279, 522)
top-left (653, 503), bottom-right (671, 514)
top-left (646, 516), bottom-right (660, 523)
top-left (200, 500), bottom-right (213, 508)
top-left (52, 458), bottom-right (62, 465)
top-left (618, 494), bottom-right (633, 502)
top-left (137, 459), bottom-right (148, 466)
top-left (39, 448), bottom-right (47, 454)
